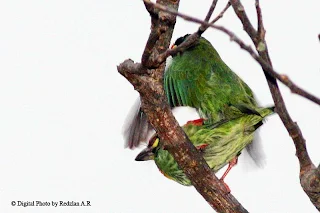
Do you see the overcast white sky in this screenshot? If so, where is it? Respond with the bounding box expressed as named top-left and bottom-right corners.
top-left (0, 0), bottom-right (319, 212)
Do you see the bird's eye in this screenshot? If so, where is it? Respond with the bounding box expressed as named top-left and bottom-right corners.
top-left (152, 138), bottom-right (160, 148)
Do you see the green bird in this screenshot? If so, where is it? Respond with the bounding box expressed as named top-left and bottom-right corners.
top-left (124, 35), bottom-right (270, 153)
top-left (135, 107), bottom-right (274, 186)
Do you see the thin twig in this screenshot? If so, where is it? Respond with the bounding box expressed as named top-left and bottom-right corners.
top-left (156, 33), bottom-right (200, 65)
top-left (255, 0), bottom-right (265, 39)
top-left (198, 0), bottom-right (218, 35)
top-left (210, 1), bottom-right (231, 24)
top-left (145, 1), bottom-right (205, 26)
top-left (205, 0), bottom-right (219, 22)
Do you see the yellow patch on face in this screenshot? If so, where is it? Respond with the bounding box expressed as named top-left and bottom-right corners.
top-left (152, 138), bottom-right (159, 148)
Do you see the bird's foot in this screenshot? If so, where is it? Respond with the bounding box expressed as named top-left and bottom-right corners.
top-left (186, 118), bottom-right (204, 126)
top-left (220, 156), bottom-right (238, 182)
top-left (219, 157), bottom-right (238, 193)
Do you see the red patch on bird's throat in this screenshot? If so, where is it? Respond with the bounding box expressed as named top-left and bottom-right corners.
top-left (186, 118), bottom-right (204, 126)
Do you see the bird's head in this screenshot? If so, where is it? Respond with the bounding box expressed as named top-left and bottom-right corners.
top-left (170, 34), bottom-right (215, 56)
top-left (170, 34), bottom-right (191, 49)
top-left (135, 134), bottom-right (161, 161)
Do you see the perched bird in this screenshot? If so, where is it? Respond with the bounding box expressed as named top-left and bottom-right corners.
top-left (124, 34), bottom-right (266, 149)
top-left (135, 107), bottom-right (274, 187)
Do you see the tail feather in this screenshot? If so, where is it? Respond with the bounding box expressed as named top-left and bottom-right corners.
top-left (257, 106), bottom-right (275, 118)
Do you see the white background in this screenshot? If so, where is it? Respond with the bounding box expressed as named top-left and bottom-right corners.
top-left (0, 0), bottom-right (319, 212)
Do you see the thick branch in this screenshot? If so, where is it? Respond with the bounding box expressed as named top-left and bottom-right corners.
top-left (119, 0), bottom-right (248, 212)
top-left (300, 164), bottom-right (320, 211)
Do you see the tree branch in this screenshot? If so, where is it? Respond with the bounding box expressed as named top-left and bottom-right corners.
top-left (210, 1), bottom-right (231, 25)
top-left (255, 0), bottom-right (265, 39)
top-left (118, 0), bottom-right (249, 212)
top-left (204, 0), bottom-right (218, 23)
top-left (198, 1), bottom-right (231, 35)
top-left (156, 33), bottom-right (200, 65)
top-left (198, 0), bottom-right (218, 34)
top-left (229, 0), bottom-right (320, 210)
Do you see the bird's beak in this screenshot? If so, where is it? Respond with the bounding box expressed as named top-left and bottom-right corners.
top-left (171, 44), bottom-right (177, 49)
top-left (135, 147), bottom-right (154, 161)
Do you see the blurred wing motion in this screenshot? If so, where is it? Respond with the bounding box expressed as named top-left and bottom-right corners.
top-left (122, 97), bottom-right (153, 149)
top-left (245, 128), bottom-right (267, 168)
